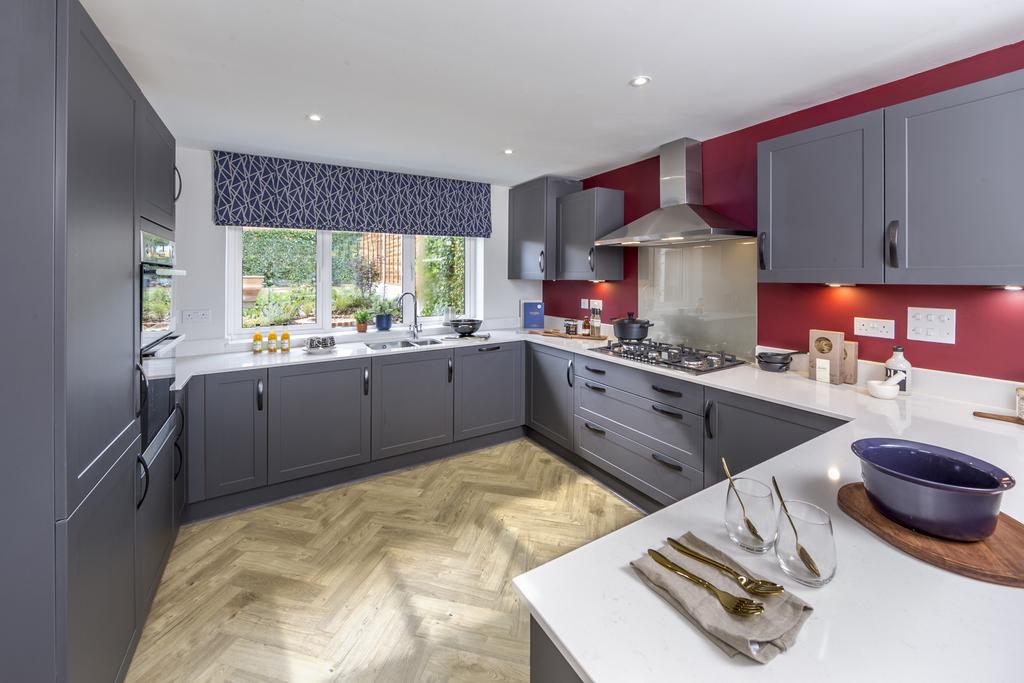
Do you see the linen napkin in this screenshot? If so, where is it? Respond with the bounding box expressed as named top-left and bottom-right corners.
top-left (631, 532), bottom-right (813, 664)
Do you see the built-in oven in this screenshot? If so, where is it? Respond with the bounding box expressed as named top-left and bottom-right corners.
top-left (140, 230), bottom-right (185, 355)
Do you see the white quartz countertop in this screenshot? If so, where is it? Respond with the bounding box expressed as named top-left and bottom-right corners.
top-left (511, 337), bottom-right (1024, 682)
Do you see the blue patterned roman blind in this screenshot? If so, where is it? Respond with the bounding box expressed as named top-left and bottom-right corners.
top-left (213, 150), bottom-right (491, 237)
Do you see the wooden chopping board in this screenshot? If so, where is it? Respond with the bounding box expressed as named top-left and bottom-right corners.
top-left (528, 329), bottom-right (607, 341)
top-left (838, 483), bottom-right (1024, 588)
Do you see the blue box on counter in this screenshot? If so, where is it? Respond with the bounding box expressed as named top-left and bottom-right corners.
top-left (522, 301), bottom-right (544, 329)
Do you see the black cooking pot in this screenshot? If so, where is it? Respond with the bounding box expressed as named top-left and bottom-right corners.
top-left (612, 312), bottom-right (654, 341)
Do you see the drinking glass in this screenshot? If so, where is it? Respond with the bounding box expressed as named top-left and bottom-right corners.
top-left (775, 500), bottom-right (837, 587)
top-left (724, 477), bottom-right (776, 553)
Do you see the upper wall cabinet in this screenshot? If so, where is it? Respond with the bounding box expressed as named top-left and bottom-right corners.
top-left (135, 97), bottom-right (176, 232)
top-left (757, 111), bottom-right (884, 284)
top-left (508, 176), bottom-right (581, 280)
top-left (884, 69), bottom-right (1024, 285)
top-left (758, 68), bottom-right (1024, 286)
top-left (557, 188), bottom-right (624, 281)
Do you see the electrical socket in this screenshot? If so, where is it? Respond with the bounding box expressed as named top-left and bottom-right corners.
top-left (853, 317), bottom-right (895, 339)
top-left (182, 309), bottom-right (211, 323)
top-left (590, 299), bottom-right (603, 311)
top-left (580, 298), bottom-right (590, 310)
top-left (907, 307), bottom-right (956, 344)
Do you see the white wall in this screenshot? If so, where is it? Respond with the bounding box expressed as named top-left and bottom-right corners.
top-left (172, 146), bottom-right (539, 355)
top-left (175, 147), bottom-right (228, 354)
top-left (481, 186), bottom-right (543, 330)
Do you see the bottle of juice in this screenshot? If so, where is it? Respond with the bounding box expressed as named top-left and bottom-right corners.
top-left (252, 330), bottom-right (263, 353)
top-left (280, 329), bottom-right (290, 352)
top-left (267, 328), bottom-right (278, 353)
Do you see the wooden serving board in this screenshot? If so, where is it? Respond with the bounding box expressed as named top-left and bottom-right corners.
top-left (838, 483), bottom-right (1024, 588)
top-left (528, 329), bottom-right (607, 341)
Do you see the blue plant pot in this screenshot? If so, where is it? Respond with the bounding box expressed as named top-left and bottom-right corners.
top-left (375, 313), bottom-right (393, 331)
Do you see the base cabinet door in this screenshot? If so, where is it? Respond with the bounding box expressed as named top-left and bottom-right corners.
top-left (135, 429), bottom-right (174, 623)
top-left (268, 359), bottom-right (372, 483)
top-left (454, 342), bottom-right (524, 440)
top-left (372, 350), bottom-right (454, 460)
top-left (702, 388), bottom-right (844, 487)
top-left (172, 402), bottom-right (186, 530)
top-left (203, 369), bottom-right (268, 498)
top-left (525, 345), bottom-right (574, 449)
top-left (57, 439), bottom-right (139, 683)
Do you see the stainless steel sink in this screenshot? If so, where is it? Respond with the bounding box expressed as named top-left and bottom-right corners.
top-left (365, 338), bottom-right (443, 351)
top-left (364, 340), bottom-right (416, 351)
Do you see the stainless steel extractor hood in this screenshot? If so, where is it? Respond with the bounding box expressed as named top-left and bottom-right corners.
top-left (594, 138), bottom-right (752, 247)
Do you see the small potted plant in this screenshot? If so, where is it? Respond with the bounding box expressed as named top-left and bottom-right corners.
top-left (374, 297), bottom-right (400, 331)
top-left (353, 309), bottom-right (372, 333)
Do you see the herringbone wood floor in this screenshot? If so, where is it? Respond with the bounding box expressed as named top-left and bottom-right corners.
top-left (126, 438), bottom-right (642, 682)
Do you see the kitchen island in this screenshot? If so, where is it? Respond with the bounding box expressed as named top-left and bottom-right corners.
top-left (513, 348), bottom-right (1024, 681)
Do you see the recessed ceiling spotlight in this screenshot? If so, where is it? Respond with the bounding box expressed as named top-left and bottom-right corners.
top-left (629, 75), bottom-right (652, 87)
top-left (503, 148), bottom-right (515, 155)
top-left (306, 113), bottom-right (322, 122)
top-left (1005, 285), bottom-right (1023, 291)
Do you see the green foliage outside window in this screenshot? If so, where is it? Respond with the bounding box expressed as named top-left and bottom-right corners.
top-left (241, 228), bottom-right (316, 287)
top-left (418, 236), bottom-right (464, 316)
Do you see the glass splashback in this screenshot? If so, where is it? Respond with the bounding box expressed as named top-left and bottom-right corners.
top-left (637, 239), bottom-right (757, 360)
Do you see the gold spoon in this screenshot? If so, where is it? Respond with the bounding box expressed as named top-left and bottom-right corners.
top-left (771, 476), bottom-right (821, 578)
top-left (721, 457), bottom-right (764, 545)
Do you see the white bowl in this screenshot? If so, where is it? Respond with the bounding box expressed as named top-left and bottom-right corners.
top-left (867, 380), bottom-right (900, 400)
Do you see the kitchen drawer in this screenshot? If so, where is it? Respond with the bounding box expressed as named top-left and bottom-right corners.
top-left (574, 416), bottom-right (702, 506)
top-left (574, 354), bottom-right (703, 415)
top-left (575, 378), bottom-right (703, 471)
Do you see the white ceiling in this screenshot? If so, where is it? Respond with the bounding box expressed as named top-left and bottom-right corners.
top-left (84, 0), bottom-right (1024, 185)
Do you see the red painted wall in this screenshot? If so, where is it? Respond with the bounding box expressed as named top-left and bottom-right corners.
top-left (543, 40), bottom-right (1024, 381)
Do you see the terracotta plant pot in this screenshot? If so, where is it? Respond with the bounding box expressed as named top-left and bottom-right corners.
top-left (242, 275), bottom-right (265, 303)
top-left (356, 323), bottom-right (368, 333)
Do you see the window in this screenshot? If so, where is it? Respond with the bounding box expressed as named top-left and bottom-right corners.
top-left (227, 228), bottom-right (476, 336)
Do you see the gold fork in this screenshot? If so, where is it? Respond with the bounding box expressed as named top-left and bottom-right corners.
top-left (666, 538), bottom-right (784, 596)
top-left (648, 549), bottom-right (764, 617)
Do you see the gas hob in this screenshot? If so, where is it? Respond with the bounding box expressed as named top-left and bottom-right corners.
top-left (593, 339), bottom-right (745, 374)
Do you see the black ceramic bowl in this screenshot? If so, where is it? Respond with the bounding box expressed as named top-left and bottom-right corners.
top-left (448, 318), bottom-right (482, 336)
top-left (850, 438), bottom-right (1015, 541)
top-left (757, 359), bottom-right (791, 372)
top-left (757, 351), bottom-right (796, 364)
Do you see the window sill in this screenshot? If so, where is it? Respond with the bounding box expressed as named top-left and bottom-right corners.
top-left (224, 324), bottom-right (455, 352)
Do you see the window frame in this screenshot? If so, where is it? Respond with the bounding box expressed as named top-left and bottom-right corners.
top-left (226, 227), bottom-right (478, 339)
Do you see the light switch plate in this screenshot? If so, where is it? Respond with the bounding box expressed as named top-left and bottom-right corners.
top-left (907, 307), bottom-right (956, 344)
top-left (590, 299), bottom-right (603, 311)
top-left (182, 309), bottom-right (211, 323)
top-left (853, 317), bottom-right (895, 339)
top-left (580, 298), bottom-right (590, 310)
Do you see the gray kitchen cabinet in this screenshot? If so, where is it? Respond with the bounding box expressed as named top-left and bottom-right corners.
top-left (135, 97), bottom-right (176, 232)
top-left (62, 0), bottom-right (142, 517)
top-left (1, 1), bottom-right (59, 675)
top-left (557, 188), bottom-right (624, 280)
top-left (203, 369), bottom-right (269, 497)
top-left (884, 69), bottom-right (1024, 285)
top-left (372, 349), bottom-right (454, 459)
top-left (57, 438), bottom-right (139, 683)
top-left (574, 378), bottom-right (704, 471)
top-left (574, 416), bottom-right (703, 506)
top-left (454, 342), bottom-right (524, 440)
top-left (172, 400), bottom-right (186, 530)
top-left (135, 424), bottom-right (175, 624)
top-left (526, 344), bottom-right (575, 449)
top-left (508, 175), bottom-right (582, 280)
top-left (4, 0), bottom-right (178, 677)
top-left (757, 110), bottom-right (884, 284)
top-left (268, 358), bottom-right (372, 483)
top-left (702, 388), bottom-right (844, 487)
